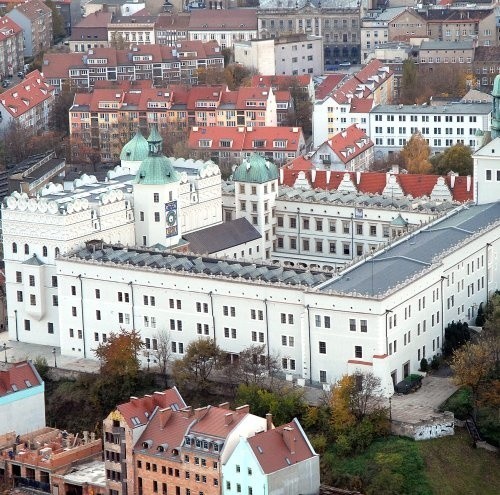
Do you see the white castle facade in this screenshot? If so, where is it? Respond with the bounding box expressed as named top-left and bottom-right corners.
top-left (3, 123), bottom-right (500, 395)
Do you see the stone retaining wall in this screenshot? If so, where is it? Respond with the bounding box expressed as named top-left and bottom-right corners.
top-left (391, 411), bottom-right (454, 440)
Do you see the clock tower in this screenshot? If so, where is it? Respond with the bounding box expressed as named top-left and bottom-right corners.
top-left (133, 126), bottom-right (182, 248)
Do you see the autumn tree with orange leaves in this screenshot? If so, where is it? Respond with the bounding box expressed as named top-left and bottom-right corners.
top-left (94, 329), bottom-right (144, 377)
top-left (400, 132), bottom-right (432, 174)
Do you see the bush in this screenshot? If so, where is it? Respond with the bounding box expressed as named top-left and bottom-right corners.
top-left (475, 302), bottom-right (486, 326)
top-left (438, 388), bottom-right (472, 420)
top-left (310, 433), bottom-right (328, 454)
top-left (430, 355), bottom-right (441, 370)
top-left (33, 356), bottom-right (50, 382)
top-left (420, 358), bottom-right (429, 372)
top-left (443, 321), bottom-right (471, 357)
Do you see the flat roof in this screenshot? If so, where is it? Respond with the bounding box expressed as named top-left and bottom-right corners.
top-left (319, 202), bottom-right (500, 296)
top-left (372, 103), bottom-right (491, 115)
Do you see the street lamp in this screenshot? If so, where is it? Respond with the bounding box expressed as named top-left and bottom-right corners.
top-left (52, 347), bottom-right (57, 368)
top-left (3, 343), bottom-right (7, 363)
top-left (389, 396), bottom-right (392, 421)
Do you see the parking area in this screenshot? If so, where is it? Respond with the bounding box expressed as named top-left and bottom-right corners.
top-left (389, 374), bottom-right (458, 423)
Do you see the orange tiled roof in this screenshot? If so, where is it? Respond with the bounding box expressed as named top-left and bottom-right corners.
top-left (72, 10), bottom-right (112, 28)
top-left (236, 86), bottom-right (272, 108)
top-left (0, 16), bottom-right (22, 40)
top-left (251, 74), bottom-right (311, 88)
top-left (116, 388), bottom-right (186, 429)
top-left (0, 70), bottom-right (54, 118)
top-left (248, 418), bottom-right (315, 475)
top-left (189, 405), bottom-right (248, 439)
top-left (326, 124), bottom-right (373, 165)
top-left (350, 98), bottom-right (374, 113)
top-left (280, 168), bottom-right (473, 202)
top-left (315, 74), bottom-right (346, 100)
top-left (0, 361), bottom-right (42, 396)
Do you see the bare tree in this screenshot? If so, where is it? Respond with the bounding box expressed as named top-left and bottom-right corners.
top-left (150, 329), bottom-right (172, 387)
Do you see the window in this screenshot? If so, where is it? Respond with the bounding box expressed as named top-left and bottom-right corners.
top-left (355, 346), bottom-right (362, 358)
top-left (24, 319), bottom-right (30, 331)
top-left (16, 271), bottom-right (22, 283)
top-left (29, 275), bottom-right (35, 287)
top-left (17, 291), bottom-right (23, 302)
top-left (52, 276), bottom-right (58, 287)
top-left (48, 322), bottom-right (54, 334)
top-left (153, 193), bottom-right (159, 203)
top-left (95, 289), bottom-right (101, 299)
top-left (320, 370), bottom-right (327, 383)
top-left (319, 341), bottom-right (326, 354)
top-left (24, 244), bottom-right (29, 255)
top-left (96, 310), bottom-right (101, 320)
top-left (349, 319), bottom-right (356, 332)
top-left (360, 320), bottom-right (367, 333)
top-left (72, 307), bottom-right (77, 317)
top-left (30, 294), bottom-right (36, 306)
top-left (154, 212), bottom-right (160, 222)
top-left (53, 295), bottom-right (58, 306)
top-left (12, 242), bottom-right (17, 253)
top-left (71, 285), bottom-right (76, 296)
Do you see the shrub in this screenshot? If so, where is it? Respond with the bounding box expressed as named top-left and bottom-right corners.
top-left (420, 358), bottom-right (429, 372)
top-left (430, 355), bottom-right (441, 370)
top-left (310, 433), bottom-right (328, 454)
top-left (438, 388), bottom-right (472, 420)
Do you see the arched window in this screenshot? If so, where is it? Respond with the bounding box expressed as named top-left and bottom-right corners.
top-left (12, 242), bottom-right (17, 254)
top-left (55, 247), bottom-right (60, 257)
top-left (42, 246), bottom-right (48, 257)
top-left (24, 244), bottom-right (29, 255)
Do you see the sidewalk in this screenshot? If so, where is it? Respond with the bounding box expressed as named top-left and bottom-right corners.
top-left (0, 331), bottom-right (100, 374)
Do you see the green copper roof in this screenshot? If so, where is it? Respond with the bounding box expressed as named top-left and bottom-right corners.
top-left (232, 154), bottom-right (279, 184)
top-left (390, 214), bottom-right (408, 227)
top-left (136, 155), bottom-right (181, 185)
top-left (120, 130), bottom-right (149, 161)
top-left (493, 74), bottom-right (500, 98)
top-left (147, 125), bottom-right (163, 145)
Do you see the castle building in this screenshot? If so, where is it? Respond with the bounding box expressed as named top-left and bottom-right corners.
top-left (3, 77), bottom-right (500, 393)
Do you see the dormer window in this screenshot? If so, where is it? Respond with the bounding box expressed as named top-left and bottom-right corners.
top-left (195, 438), bottom-right (202, 448)
top-left (203, 440), bottom-right (209, 450)
top-left (185, 436), bottom-right (191, 446)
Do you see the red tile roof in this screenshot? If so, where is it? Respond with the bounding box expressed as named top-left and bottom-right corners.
top-left (354, 59), bottom-right (385, 85)
top-left (326, 125), bottom-right (373, 165)
top-left (116, 388), bottom-right (186, 429)
top-left (280, 168), bottom-right (473, 202)
top-left (189, 405), bottom-right (248, 439)
top-left (0, 16), bottom-right (22, 40)
top-left (189, 126), bottom-right (304, 152)
top-left (236, 86), bottom-right (272, 108)
top-left (315, 74), bottom-right (346, 100)
top-left (0, 361), bottom-right (42, 396)
top-left (10, 0), bottom-right (51, 20)
top-left (72, 10), bottom-right (112, 28)
top-left (0, 70), bottom-right (54, 118)
top-left (189, 9), bottom-right (257, 30)
top-left (248, 418), bottom-right (316, 475)
top-left (350, 98), bottom-right (374, 113)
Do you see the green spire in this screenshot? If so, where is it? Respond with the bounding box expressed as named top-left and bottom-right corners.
top-left (147, 125), bottom-right (163, 155)
top-left (492, 75), bottom-right (500, 140)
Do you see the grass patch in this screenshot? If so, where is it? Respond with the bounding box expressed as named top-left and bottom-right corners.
top-left (418, 430), bottom-right (500, 495)
top-left (321, 436), bottom-right (432, 495)
top-left (438, 388), bottom-right (472, 419)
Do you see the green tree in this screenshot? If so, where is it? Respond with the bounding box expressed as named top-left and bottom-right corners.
top-left (150, 329), bottom-right (172, 387)
top-left (431, 143), bottom-right (473, 176)
top-left (400, 59), bottom-right (418, 104)
top-left (443, 321), bottom-right (471, 357)
top-left (50, 81), bottom-right (75, 133)
top-left (172, 338), bottom-right (222, 389)
top-left (400, 132), bottom-right (432, 174)
top-left (46, 0), bottom-right (66, 42)
top-left (94, 329), bottom-right (144, 377)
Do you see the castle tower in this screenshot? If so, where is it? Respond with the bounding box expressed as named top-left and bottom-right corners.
top-left (492, 74), bottom-right (500, 140)
top-left (233, 154), bottom-right (279, 259)
top-left (120, 129), bottom-right (149, 173)
top-left (133, 126), bottom-right (181, 248)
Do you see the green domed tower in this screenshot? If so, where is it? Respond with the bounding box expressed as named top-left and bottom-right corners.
top-left (120, 129), bottom-right (149, 165)
top-left (233, 154), bottom-right (279, 259)
top-left (492, 74), bottom-right (500, 140)
top-left (133, 125), bottom-right (182, 248)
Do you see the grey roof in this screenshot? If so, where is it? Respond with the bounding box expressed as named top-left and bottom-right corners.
top-left (277, 186), bottom-right (456, 213)
top-left (419, 40), bottom-right (474, 51)
top-left (183, 218), bottom-right (261, 254)
top-left (362, 7), bottom-right (406, 22)
top-left (23, 254), bottom-right (44, 266)
top-left (67, 244), bottom-right (329, 287)
top-left (319, 202), bottom-right (500, 297)
top-left (372, 103), bottom-right (491, 115)
top-left (259, 0), bottom-right (359, 8)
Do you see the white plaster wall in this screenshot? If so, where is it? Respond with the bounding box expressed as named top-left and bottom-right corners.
top-left (0, 389), bottom-right (46, 436)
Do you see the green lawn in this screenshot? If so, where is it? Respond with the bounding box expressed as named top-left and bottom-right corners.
top-left (321, 431), bottom-right (500, 495)
top-left (418, 430), bottom-right (500, 495)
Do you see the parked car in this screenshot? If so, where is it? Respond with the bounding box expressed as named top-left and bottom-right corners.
top-left (2, 80), bottom-right (10, 88)
top-left (394, 374), bottom-right (423, 394)
top-left (17, 71), bottom-right (24, 78)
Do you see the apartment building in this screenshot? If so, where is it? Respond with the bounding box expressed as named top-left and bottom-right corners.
top-left (68, 10), bottom-right (112, 52)
top-left (0, 70), bottom-right (55, 134)
top-left (258, 0), bottom-right (361, 66)
top-left (313, 59), bottom-right (393, 146)
top-left (155, 13), bottom-right (190, 46)
top-left (187, 8), bottom-right (258, 49)
top-left (234, 34), bottom-right (323, 77)
top-left (310, 124), bottom-right (374, 172)
top-left (0, 361), bottom-right (44, 436)
top-left (107, 13), bottom-right (157, 46)
top-left (188, 126), bottom-right (306, 166)
top-left (368, 102), bottom-right (491, 157)
top-left (418, 39), bottom-right (475, 68)
top-left (225, 418), bottom-right (320, 495)
top-left (44, 42), bottom-right (224, 92)
top-left (0, 16), bottom-right (23, 80)
top-left (6, 0), bottom-right (52, 58)
top-left (472, 46), bottom-right (500, 91)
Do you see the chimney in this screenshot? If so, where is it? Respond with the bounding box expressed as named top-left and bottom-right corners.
top-left (282, 426), bottom-right (296, 454)
top-left (326, 169), bottom-right (331, 185)
top-left (130, 396), bottom-right (139, 403)
top-left (265, 413), bottom-right (273, 431)
top-left (279, 167), bottom-right (284, 184)
top-left (311, 169), bottom-right (316, 183)
top-left (224, 412), bottom-right (234, 425)
top-left (194, 406), bottom-right (209, 421)
top-left (181, 406), bottom-right (193, 418)
top-left (218, 402), bottom-right (230, 409)
top-left (159, 407), bottom-right (172, 429)
top-left (235, 404), bottom-right (249, 414)
top-left (466, 175), bottom-right (471, 192)
top-left (391, 164), bottom-right (400, 174)
top-left (82, 431), bottom-right (89, 444)
top-left (450, 173), bottom-right (456, 189)
top-left (356, 170), bottom-right (361, 184)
